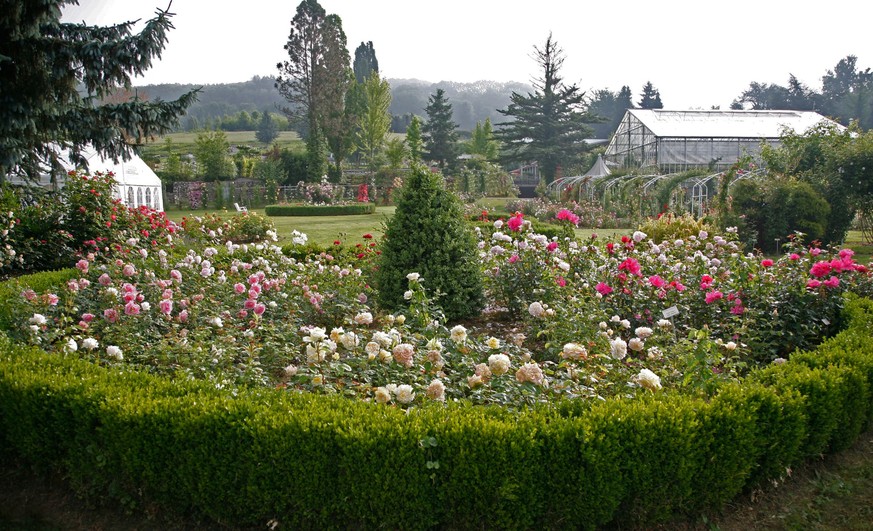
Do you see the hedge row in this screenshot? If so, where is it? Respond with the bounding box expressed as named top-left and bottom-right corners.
top-left (264, 203), bottom-right (376, 216)
top-left (1, 298), bottom-right (872, 529)
top-left (467, 219), bottom-right (576, 241)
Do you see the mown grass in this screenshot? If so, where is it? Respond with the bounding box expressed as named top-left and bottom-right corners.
top-left (165, 207), bottom-right (396, 247)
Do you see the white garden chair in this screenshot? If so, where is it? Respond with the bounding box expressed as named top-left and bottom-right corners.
top-left (234, 202), bottom-right (248, 213)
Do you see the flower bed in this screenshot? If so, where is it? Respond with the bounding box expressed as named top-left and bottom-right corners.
top-left (264, 202), bottom-right (376, 216)
top-left (4, 219), bottom-right (870, 405)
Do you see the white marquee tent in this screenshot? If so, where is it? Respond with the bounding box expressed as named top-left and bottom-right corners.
top-left (7, 146), bottom-right (165, 211)
top-left (70, 146), bottom-right (164, 211)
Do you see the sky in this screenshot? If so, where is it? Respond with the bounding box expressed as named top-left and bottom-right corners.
top-left (61, 0), bottom-right (872, 110)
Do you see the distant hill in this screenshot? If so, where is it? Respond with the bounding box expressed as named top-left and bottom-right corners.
top-left (135, 76), bottom-right (531, 133)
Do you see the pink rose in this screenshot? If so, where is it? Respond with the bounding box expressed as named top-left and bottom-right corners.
top-left (507, 212), bottom-right (524, 232)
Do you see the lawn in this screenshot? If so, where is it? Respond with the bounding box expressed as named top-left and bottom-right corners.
top-left (164, 206), bottom-right (397, 247)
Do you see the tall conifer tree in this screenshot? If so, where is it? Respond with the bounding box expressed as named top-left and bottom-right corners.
top-left (494, 34), bottom-right (595, 185)
top-left (422, 88), bottom-right (459, 170)
top-left (0, 1), bottom-right (198, 182)
top-left (276, 0), bottom-right (350, 181)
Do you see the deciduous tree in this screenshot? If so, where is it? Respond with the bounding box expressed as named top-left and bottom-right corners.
top-left (255, 110), bottom-right (280, 144)
top-left (353, 41), bottom-right (379, 84)
top-left (194, 130), bottom-right (235, 180)
top-left (0, 0), bottom-right (198, 182)
top-left (356, 73), bottom-right (393, 179)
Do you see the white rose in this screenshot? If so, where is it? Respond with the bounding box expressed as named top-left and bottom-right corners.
top-left (561, 342), bottom-right (587, 360)
top-left (528, 301), bottom-right (545, 318)
top-left (354, 312), bottom-right (373, 325)
top-left (450, 324), bottom-right (467, 343)
top-left (394, 384), bottom-right (415, 404)
top-left (635, 327), bottom-right (653, 339)
top-left (610, 339), bottom-right (627, 360)
top-left (81, 338), bottom-right (99, 350)
top-left (488, 353), bottom-right (511, 375)
top-left (635, 368), bottom-right (662, 391)
top-left (374, 387), bottom-right (392, 404)
top-left (106, 345), bottom-right (123, 360)
top-left (406, 272), bottom-right (420, 282)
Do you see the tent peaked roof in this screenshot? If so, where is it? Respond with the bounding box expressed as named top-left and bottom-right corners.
top-left (584, 155), bottom-right (611, 178)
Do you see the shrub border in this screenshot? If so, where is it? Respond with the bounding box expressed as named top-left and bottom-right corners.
top-left (264, 203), bottom-right (376, 216)
top-left (1, 275), bottom-right (872, 528)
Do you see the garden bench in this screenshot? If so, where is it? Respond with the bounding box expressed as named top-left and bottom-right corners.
top-left (234, 202), bottom-right (248, 213)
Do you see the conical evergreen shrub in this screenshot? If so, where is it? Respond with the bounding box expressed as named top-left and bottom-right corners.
top-left (375, 164), bottom-right (484, 321)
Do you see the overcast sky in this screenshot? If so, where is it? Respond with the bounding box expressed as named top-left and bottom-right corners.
top-left (61, 0), bottom-right (871, 110)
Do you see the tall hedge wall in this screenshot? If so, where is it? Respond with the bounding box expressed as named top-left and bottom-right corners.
top-left (1, 297), bottom-right (872, 529)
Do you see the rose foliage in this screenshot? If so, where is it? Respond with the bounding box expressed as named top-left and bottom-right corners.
top-left (8, 213), bottom-right (872, 409)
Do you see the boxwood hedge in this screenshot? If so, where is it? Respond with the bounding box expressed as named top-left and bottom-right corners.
top-left (264, 203), bottom-right (375, 216)
top-left (1, 282), bottom-right (872, 528)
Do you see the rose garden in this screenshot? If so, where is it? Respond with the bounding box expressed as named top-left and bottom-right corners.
top-left (2, 162), bottom-right (873, 529)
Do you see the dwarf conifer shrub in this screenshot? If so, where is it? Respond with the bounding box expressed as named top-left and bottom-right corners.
top-left (375, 164), bottom-right (483, 321)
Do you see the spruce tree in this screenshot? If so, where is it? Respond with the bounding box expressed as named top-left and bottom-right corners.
top-left (0, 1), bottom-right (198, 182)
top-left (638, 81), bottom-right (664, 109)
top-left (255, 110), bottom-right (280, 144)
top-left (494, 34), bottom-right (595, 184)
top-left (422, 88), bottom-right (459, 169)
top-left (375, 164), bottom-right (483, 321)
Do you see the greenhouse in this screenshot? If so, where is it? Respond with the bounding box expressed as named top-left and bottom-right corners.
top-left (603, 109), bottom-right (838, 173)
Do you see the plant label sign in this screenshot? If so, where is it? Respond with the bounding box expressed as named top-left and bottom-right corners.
top-left (662, 306), bottom-right (679, 318)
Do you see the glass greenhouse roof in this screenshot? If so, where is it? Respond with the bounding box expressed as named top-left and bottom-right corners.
top-left (626, 109), bottom-right (839, 139)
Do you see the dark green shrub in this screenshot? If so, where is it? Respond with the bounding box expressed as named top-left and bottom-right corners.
top-left (729, 177), bottom-right (830, 251)
top-left (264, 203), bottom-right (375, 216)
top-left (375, 164), bottom-right (484, 321)
top-left (710, 382), bottom-right (807, 490)
top-left (7, 200), bottom-right (77, 271)
top-left (749, 362), bottom-right (868, 456)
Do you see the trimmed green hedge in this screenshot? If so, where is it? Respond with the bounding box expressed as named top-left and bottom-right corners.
top-left (265, 203), bottom-right (375, 216)
top-left (2, 294), bottom-right (873, 528)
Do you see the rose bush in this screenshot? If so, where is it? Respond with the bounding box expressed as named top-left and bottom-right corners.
top-left (9, 208), bottom-right (872, 407)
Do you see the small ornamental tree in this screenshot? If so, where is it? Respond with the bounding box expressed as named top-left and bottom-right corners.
top-left (375, 164), bottom-right (483, 321)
